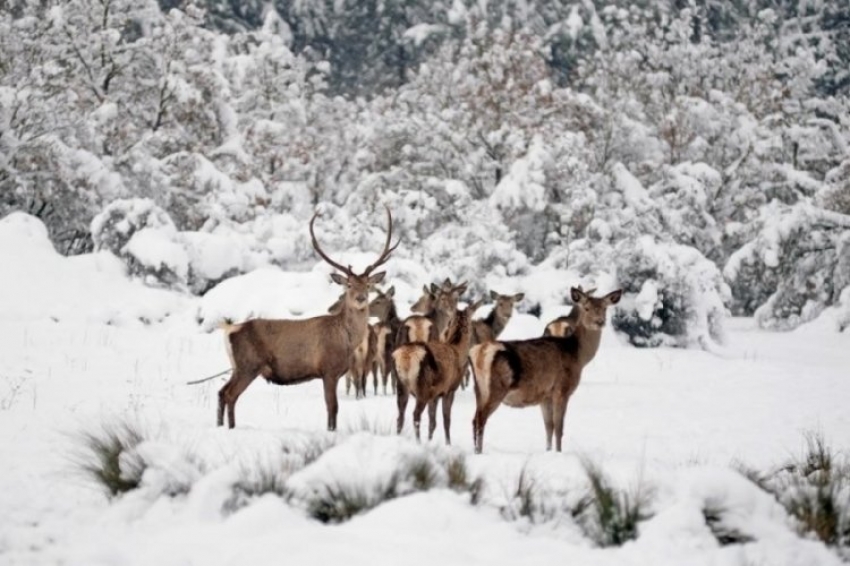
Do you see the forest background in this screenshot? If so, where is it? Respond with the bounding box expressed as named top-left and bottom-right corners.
top-left (2, 0), bottom-right (850, 346)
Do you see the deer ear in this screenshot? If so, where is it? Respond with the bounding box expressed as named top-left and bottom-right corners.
top-left (513, 293), bottom-right (525, 302)
top-left (604, 289), bottom-right (623, 305)
top-left (570, 287), bottom-right (585, 304)
top-left (471, 299), bottom-right (485, 313)
top-left (367, 271), bottom-right (386, 286)
top-left (386, 286), bottom-right (395, 297)
top-left (455, 282), bottom-right (468, 295)
top-left (430, 283), bottom-right (439, 294)
top-left (330, 272), bottom-right (347, 286)
top-left (489, 290), bottom-right (499, 300)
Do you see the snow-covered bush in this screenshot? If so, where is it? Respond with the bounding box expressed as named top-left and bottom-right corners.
top-left (726, 202), bottom-right (850, 329)
top-left (91, 199), bottom-right (178, 257)
top-left (650, 162), bottom-right (723, 263)
top-left (611, 236), bottom-right (728, 348)
top-left (416, 202), bottom-right (530, 299)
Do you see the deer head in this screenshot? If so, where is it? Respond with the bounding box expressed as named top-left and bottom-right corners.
top-left (569, 287), bottom-right (622, 331)
top-left (489, 290), bottom-right (524, 320)
top-left (310, 206), bottom-right (399, 313)
top-left (436, 280), bottom-right (467, 317)
top-left (369, 286), bottom-right (396, 320)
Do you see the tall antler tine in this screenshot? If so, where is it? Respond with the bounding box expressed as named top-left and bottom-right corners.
top-left (309, 209), bottom-right (352, 276)
top-left (364, 204), bottom-right (399, 275)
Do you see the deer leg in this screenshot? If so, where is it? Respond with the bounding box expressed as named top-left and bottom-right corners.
top-left (540, 399), bottom-right (555, 451)
top-left (220, 369), bottom-right (258, 429)
top-left (390, 363), bottom-right (399, 395)
top-left (217, 382), bottom-right (229, 427)
top-left (553, 395), bottom-right (569, 452)
top-left (427, 399), bottom-right (439, 440)
top-left (381, 358), bottom-right (390, 395)
top-left (323, 375), bottom-right (340, 432)
top-left (355, 370), bottom-right (363, 399)
top-left (396, 381), bottom-right (409, 434)
top-left (442, 390), bottom-right (456, 445)
top-left (345, 372), bottom-right (352, 396)
top-left (412, 399), bottom-right (427, 442)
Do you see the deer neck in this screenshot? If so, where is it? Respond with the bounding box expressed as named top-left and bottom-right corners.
top-left (433, 308), bottom-right (455, 339)
top-left (572, 322), bottom-right (603, 367)
top-left (385, 302), bottom-right (402, 331)
top-left (341, 303), bottom-right (370, 346)
top-left (485, 309), bottom-right (510, 337)
top-left (446, 317), bottom-right (473, 357)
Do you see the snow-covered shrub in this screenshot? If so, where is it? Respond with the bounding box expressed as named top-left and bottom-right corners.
top-left (123, 228), bottom-right (190, 290)
top-left (181, 231), bottom-right (247, 294)
top-left (611, 236), bottom-right (728, 348)
top-left (650, 162), bottom-right (723, 263)
top-left (726, 202), bottom-right (849, 329)
top-left (417, 202), bottom-right (530, 299)
top-left (91, 199), bottom-right (254, 293)
top-left (91, 199), bottom-right (178, 257)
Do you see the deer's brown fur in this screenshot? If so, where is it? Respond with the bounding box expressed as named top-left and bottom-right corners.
top-left (393, 300), bottom-right (482, 444)
top-left (369, 286), bottom-right (402, 395)
top-left (463, 291), bottom-right (524, 388)
top-left (543, 287), bottom-right (596, 338)
top-left (470, 287), bottom-right (622, 453)
top-left (397, 279), bottom-right (466, 346)
top-left (217, 207), bottom-right (398, 430)
top-left (471, 291), bottom-right (524, 344)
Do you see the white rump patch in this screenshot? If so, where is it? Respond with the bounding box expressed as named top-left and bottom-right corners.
top-left (470, 342), bottom-right (505, 403)
top-left (405, 318), bottom-right (433, 343)
top-left (392, 346), bottom-right (427, 394)
top-left (220, 322), bottom-right (244, 368)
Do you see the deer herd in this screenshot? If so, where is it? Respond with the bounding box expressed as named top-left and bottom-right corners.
top-left (216, 208), bottom-right (622, 454)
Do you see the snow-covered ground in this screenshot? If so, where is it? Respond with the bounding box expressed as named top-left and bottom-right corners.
top-left (1, 213), bottom-right (848, 566)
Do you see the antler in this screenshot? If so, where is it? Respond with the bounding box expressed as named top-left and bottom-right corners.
top-left (363, 205), bottom-right (400, 276)
top-left (310, 212), bottom-right (354, 277)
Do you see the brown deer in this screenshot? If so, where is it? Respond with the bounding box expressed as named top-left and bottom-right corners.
top-left (469, 287), bottom-right (622, 453)
top-left (462, 291), bottom-right (524, 388)
top-left (368, 286), bottom-right (402, 395)
top-left (327, 295), bottom-right (378, 399)
top-left (543, 287), bottom-right (596, 338)
top-left (471, 291), bottom-right (525, 344)
top-left (217, 207), bottom-right (398, 430)
top-left (396, 279), bottom-right (467, 346)
top-left (392, 299), bottom-right (483, 444)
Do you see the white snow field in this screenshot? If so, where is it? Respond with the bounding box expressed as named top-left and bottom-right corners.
top-left (1, 212), bottom-right (848, 566)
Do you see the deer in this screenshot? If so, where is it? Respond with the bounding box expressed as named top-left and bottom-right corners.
top-left (396, 279), bottom-right (467, 346)
top-left (216, 207), bottom-right (398, 430)
top-left (327, 294), bottom-right (378, 399)
top-left (368, 286), bottom-right (402, 395)
top-left (469, 286), bottom-right (622, 453)
top-left (392, 299), bottom-right (483, 445)
top-left (462, 291), bottom-right (525, 388)
top-left (543, 287), bottom-right (596, 338)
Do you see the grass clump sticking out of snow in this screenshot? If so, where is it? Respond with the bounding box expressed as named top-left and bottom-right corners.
top-left (77, 420), bottom-right (146, 498)
top-left (306, 452), bottom-right (443, 523)
top-left (575, 459), bottom-right (654, 547)
top-left (736, 432), bottom-right (850, 559)
top-left (701, 500), bottom-right (755, 546)
top-left (774, 433), bottom-right (850, 556)
top-left (499, 465), bottom-right (555, 523)
top-left (296, 436), bottom-right (485, 524)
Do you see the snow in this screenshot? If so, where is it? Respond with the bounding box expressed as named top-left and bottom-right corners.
top-left (1, 214), bottom-right (849, 565)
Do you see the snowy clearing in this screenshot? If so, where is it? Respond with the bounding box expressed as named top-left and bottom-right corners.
top-left (1, 215), bottom-right (848, 566)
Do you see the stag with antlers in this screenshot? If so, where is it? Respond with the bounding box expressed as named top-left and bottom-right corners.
top-left (217, 207), bottom-right (398, 430)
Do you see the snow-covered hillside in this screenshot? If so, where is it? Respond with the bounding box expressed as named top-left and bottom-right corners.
top-left (1, 214), bottom-right (848, 565)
